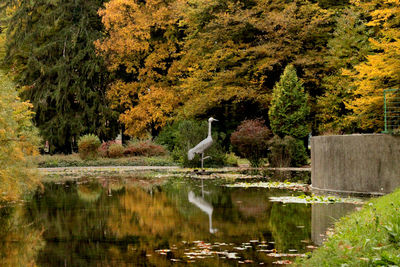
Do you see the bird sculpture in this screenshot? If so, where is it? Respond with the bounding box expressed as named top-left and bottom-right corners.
top-left (188, 117), bottom-right (218, 170)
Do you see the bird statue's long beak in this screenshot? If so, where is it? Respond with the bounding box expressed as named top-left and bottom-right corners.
top-left (213, 119), bottom-right (218, 121)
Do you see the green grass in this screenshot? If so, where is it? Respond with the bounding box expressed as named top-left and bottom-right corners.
top-left (29, 154), bottom-right (176, 168)
top-left (296, 189), bottom-right (400, 266)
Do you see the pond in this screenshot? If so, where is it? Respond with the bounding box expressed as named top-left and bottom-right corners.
top-left (0, 174), bottom-right (361, 266)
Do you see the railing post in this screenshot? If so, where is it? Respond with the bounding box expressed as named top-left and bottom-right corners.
top-left (384, 89), bottom-right (387, 133)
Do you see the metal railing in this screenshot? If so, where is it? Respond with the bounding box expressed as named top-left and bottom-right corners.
top-left (383, 88), bottom-right (400, 133)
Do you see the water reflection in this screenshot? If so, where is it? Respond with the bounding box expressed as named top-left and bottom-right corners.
top-left (188, 179), bottom-right (218, 234)
top-left (0, 205), bottom-right (44, 266)
top-left (0, 176), bottom-right (362, 266)
top-left (312, 203), bottom-right (361, 246)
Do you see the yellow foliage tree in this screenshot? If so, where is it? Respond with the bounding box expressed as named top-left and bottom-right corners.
top-left (0, 69), bottom-right (41, 202)
top-left (95, 0), bottom-right (181, 137)
top-left (120, 86), bottom-right (179, 137)
top-left (0, 27), bottom-right (40, 202)
top-left (347, 0), bottom-right (400, 131)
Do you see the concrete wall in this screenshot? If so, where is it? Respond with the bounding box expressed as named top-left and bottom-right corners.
top-left (311, 134), bottom-right (400, 195)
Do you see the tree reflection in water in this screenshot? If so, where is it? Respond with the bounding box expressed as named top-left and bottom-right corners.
top-left (0, 176), bottom-right (319, 266)
top-left (0, 205), bottom-right (44, 266)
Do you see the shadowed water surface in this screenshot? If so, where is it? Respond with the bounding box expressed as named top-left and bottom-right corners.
top-left (0, 176), bottom-right (359, 266)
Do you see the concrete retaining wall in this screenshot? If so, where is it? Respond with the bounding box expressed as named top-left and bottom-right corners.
top-left (311, 134), bottom-right (400, 195)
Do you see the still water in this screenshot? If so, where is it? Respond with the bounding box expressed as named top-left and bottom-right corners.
top-left (0, 176), bottom-right (358, 266)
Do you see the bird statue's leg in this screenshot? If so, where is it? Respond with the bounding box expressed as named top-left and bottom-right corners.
top-left (201, 153), bottom-right (204, 171)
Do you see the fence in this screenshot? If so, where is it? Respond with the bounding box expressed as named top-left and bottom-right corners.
top-left (383, 88), bottom-right (400, 133)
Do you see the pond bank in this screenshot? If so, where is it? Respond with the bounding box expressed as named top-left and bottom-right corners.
top-left (38, 166), bottom-right (311, 183)
top-left (296, 188), bottom-right (400, 266)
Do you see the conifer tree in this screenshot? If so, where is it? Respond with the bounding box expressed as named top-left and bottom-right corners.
top-left (4, 0), bottom-right (119, 153)
top-left (268, 65), bottom-right (310, 139)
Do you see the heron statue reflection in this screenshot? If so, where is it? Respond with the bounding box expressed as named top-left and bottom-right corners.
top-left (188, 117), bottom-right (218, 170)
top-left (188, 179), bottom-right (218, 234)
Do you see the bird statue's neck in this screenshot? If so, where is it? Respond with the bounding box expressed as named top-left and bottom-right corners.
top-left (208, 120), bottom-right (212, 137)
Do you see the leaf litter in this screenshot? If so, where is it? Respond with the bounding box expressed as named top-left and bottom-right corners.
top-left (154, 239), bottom-right (307, 264)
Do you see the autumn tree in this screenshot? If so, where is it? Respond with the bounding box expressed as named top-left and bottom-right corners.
top-left (0, 69), bottom-right (41, 202)
top-left (317, 7), bottom-right (371, 134)
top-left (268, 65), bottom-right (310, 139)
top-left (0, 8), bottom-right (41, 202)
top-left (96, 0), bottom-right (332, 138)
top-left (173, 0), bottom-right (332, 119)
top-left (95, 0), bottom-right (182, 138)
top-left (4, 0), bottom-right (119, 153)
top-left (346, 0), bottom-right (400, 132)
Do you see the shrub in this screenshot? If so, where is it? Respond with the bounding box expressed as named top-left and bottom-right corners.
top-left (108, 143), bottom-right (125, 158)
top-left (225, 152), bottom-right (239, 167)
top-left (77, 134), bottom-right (101, 160)
top-left (98, 141), bottom-right (117, 157)
top-left (124, 140), bottom-right (167, 157)
top-left (230, 119), bottom-right (272, 167)
top-left (154, 124), bottom-right (177, 152)
top-left (268, 135), bottom-right (308, 167)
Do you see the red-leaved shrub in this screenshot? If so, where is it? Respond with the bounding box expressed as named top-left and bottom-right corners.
top-left (124, 140), bottom-right (166, 157)
top-left (230, 119), bottom-right (272, 167)
top-left (98, 141), bottom-right (117, 157)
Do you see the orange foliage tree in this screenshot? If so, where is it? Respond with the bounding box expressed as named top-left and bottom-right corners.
top-left (96, 0), bottom-right (332, 137)
top-left (95, 0), bottom-right (182, 137)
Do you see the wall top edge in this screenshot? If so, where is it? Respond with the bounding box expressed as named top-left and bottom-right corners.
top-left (311, 133), bottom-right (389, 139)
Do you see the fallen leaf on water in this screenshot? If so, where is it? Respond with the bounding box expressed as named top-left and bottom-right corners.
top-left (257, 249), bottom-right (275, 253)
top-left (267, 253), bottom-right (306, 258)
top-left (273, 260), bottom-right (293, 265)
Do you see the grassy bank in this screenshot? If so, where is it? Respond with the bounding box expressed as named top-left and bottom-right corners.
top-left (30, 154), bottom-right (176, 168)
top-left (297, 189), bottom-right (400, 266)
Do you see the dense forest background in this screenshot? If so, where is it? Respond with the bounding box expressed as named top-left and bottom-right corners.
top-left (1, 0), bottom-right (399, 153)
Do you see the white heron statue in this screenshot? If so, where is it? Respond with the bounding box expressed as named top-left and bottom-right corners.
top-left (188, 117), bottom-right (218, 170)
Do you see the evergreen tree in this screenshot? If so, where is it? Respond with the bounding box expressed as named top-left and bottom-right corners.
top-left (268, 65), bottom-right (310, 139)
top-left (4, 0), bottom-right (119, 153)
